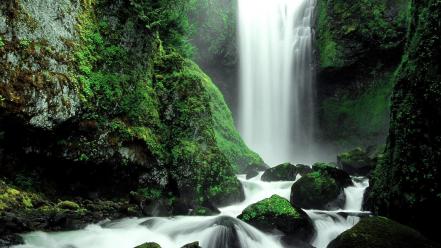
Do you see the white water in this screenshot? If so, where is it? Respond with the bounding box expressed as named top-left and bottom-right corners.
top-left (14, 174), bottom-right (369, 248)
top-left (238, 0), bottom-right (317, 165)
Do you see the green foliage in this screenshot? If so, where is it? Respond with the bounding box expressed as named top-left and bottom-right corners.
top-left (0, 37), bottom-right (4, 49)
top-left (154, 52), bottom-right (243, 205)
top-left (129, 0), bottom-right (196, 57)
top-left (190, 0), bottom-right (237, 65)
top-left (316, 0), bottom-right (409, 69)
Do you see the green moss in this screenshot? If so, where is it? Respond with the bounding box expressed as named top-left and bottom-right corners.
top-left (317, 0), bottom-right (344, 68)
top-left (57, 200), bottom-right (80, 210)
top-left (368, 0), bottom-right (441, 241)
top-left (328, 217), bottom-right (438, 248)
top-left (316, 0), bottom-right (409, 69)
top-left (321, 71), bottom-right (394, 147)
top-left (204, 65), bottom-right (263, 172)
top-left (239, 195), bottom-right (301, 222)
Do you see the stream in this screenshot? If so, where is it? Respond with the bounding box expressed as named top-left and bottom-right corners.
top-left (13, 173), bottom-right (369, 248)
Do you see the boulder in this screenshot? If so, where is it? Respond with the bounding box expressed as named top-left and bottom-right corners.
top-left (337, 148), bottom-right (376, 176)
top-left (312, 162), bottom-right (353, 187)
top-left (290, 171), bottom-right (345, 210)
top-left (261, 163), bottom-right (312, 182)
top-left (134, 242), bottom-right (161, 248)
top-left (238, 195), bottom-right (315, 242)
top-left (180, 242), bottom-right (201, 248)
top-left (328, 217), bottom-right (440, 248)
top-left (244, 162), bottom-right (269, 179)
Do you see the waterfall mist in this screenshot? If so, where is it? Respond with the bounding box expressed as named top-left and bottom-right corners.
top-left (238, 0), bottom-right (320, 165)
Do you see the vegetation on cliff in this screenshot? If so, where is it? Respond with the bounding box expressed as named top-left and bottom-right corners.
top-left (368, 0), bottom-right (441, 242)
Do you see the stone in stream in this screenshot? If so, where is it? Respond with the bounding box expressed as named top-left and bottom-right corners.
top-left (244, 162), bottom-right (270, 179)
top-left (290, 162), bottom-right (352, 210)
top-left (134, 242), bottom-right (161, 248)
top-left (328, 217), bottom-right (441, 248)
top-left (261, 163), bottom-right (312, 182)
top-left (180, 241), bottom-right (201, 248)
top-left (237, 195), bottom-right (315, 243)
top-left (337, 147), bottom-right (377, 176)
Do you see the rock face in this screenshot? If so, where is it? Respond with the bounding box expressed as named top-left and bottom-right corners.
top-left (368, 0), bottom-right (441, 243)
top-left (261, 163), bottom-right (312, 182)
top-left (316, 0), bottom-right (410, 148)
top-left (238, 195), bottom-right (315, 242)
top-left (328, 217), bottom-right (440, 248)
top-left (0, 0), bottom-right (260, 239)
top-left (0, 0), bottom-right (81, 129)
top-left (291, 163), bottom-right (352, 209)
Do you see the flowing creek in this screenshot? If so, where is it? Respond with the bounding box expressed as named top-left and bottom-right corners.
top-left (14, 173), bottom-right (369, 248)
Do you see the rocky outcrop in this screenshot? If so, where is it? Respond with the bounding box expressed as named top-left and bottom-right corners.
top-left (316, 0), bottom-right (410, 148)
top-left (368, 0), bottom-right (441, 242)
top-left (0, 0), bottom-right (260, 240)
top-left (328, 217), bottom-right (440, 248)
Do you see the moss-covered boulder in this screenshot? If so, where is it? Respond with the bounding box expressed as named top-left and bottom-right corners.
top-left (261, 163), bottom-right (312, 182)
top-left (290, 163), bottom-right (352, 210)
top-left (290, 172), bottom-right (342, 210)
top-left (328, 217), bottom-right (440, 248)
top-left (238, 195), bottom-right (315, 242)
top-left (135, 242), bottom-right (161, 248)
top-left (312, 162), bottom-right (353, 188)
top-left (337, 148), bottom-right (376, 176)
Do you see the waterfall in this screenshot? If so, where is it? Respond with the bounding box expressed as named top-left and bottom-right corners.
top-left (238, 0), bottom-right (317, 165)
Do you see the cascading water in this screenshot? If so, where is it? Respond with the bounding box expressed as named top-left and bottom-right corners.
top-left (14, 174), bottom-right (369, 248)
top-left (238, 0), bottom-right (317, 165)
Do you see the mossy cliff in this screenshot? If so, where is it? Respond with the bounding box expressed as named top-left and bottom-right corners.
top-left (0, 0), bottom-right (262, 234)
top-left (315, 0), bottom-right (410, 148)
top-left (368, 0), bottom-right (441, 242)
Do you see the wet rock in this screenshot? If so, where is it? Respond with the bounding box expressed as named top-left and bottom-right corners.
top-left (337, 148), bottom-right (376, 176)
top-left (328, 217), bottom-right (440, 248)
top-left (312, 162), bottom-right (353, 187)
top-left (261, 163), bottom-right (312, 182)
top-left (180, 241), bottom-right (201, 248)
top-left (290, 171), bottom-right (344, 210)
top-left (238, 195), bottom-right (315, 242)
top-left (244, 162), bottom-right (269, 179)
top-left (134, 242), bottom-right (161, 248)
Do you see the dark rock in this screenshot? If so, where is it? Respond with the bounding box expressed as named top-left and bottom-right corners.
top-left (290, 171), bottom-right (345, 210)
top-left (327, 217), bottom-right (440, 248)
top-left (312, 162), bottom-right (353, 187)
top-left (244, 162), bottom-right (269, 179)
top-left (134, 242), bottom-right (161, 248)
top-left (261, 163), bottom-right (312, 182)
top-left (238, 195), bottom-right (315, 242)
top-left (180, 241), bottom-right (201, 248)
top-left (337, 148), bottom-right (376, 176)
top-left (0, 234), bottom-right (24, 247)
